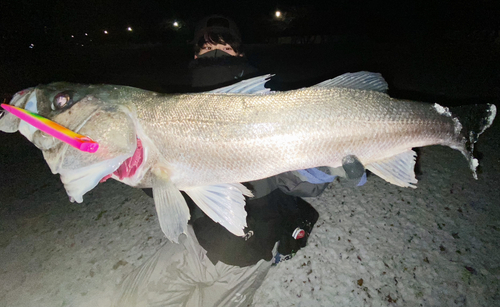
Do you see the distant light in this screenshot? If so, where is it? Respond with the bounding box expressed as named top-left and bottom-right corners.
top-left (275, 10), bottom-right (281, 18)
top-left (29, 43), bottom-right (34, 49)
top-left (127, 27), bottom-right (133, 32)
top-left (71, 35), bottom-right (74, 38)
top-left (173, 21), bottom-right (179, 27)
top-left (85, 33), bottom-right (88, 36)
top-left (104, 30), bottom-right (108, 34)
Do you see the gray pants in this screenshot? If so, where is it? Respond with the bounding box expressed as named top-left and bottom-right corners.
top-left (113, 226), bottom-right (272, 307)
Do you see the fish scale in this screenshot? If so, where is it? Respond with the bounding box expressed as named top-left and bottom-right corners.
top-left (131, 88), bottom-right (456, 188)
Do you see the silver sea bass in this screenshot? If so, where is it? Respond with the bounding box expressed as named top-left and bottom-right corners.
top-left (0, 72), bottom-right (496, 242)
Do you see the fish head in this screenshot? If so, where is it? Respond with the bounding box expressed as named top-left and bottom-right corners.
top-left (1, 83), bottom-right (90, 137)
top-left (1, 83), bottom-right (140, 203)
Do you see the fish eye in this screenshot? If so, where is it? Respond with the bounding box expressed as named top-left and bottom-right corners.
top-left (53, 91), bottom-right (74, 109)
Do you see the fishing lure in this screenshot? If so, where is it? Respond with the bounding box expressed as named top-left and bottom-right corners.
top-left (1, 103), bottom-right (99, 153)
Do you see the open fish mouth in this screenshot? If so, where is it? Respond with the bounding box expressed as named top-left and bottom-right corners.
top-left (58, 136), bottom-right (146, 203)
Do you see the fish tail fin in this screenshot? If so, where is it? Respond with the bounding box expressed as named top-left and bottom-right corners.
top-left (450, 103), bottom-right (496, 179)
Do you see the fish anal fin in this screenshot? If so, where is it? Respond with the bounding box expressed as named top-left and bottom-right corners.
top-left (152, 170), bottom-right (190, 243)
top-left (184, 183), bottom-right (252, 237)
top-left (366, 150), bottom-right (418, 188)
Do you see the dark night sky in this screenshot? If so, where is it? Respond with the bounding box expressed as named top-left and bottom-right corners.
top-left (2, 0), bottom-right (271, 38)
top-left (1, 0), bottom-right (499, 47)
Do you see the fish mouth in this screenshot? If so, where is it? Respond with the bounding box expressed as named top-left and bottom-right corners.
top-left (0, 88), bottom-right (37, 134)
top-left (59, 136), bottom-right (146, 203)
top-left (59, 155), bottom-right (130, 203)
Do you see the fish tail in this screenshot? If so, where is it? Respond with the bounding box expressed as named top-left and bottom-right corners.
top-left (449, 103), bottom-right (496, 179)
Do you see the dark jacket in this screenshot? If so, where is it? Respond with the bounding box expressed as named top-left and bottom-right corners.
top-left (189, 55), bottom-right (259, 90)
top-left (189, 189), bottom-right (319, 266)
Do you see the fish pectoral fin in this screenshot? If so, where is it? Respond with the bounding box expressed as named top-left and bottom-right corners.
top-left (366, 150), bottom-right (418, 188)
top-left (184, 183), bottom-right (253, 237)
top-left (152, 177), bottom-right (190, 243)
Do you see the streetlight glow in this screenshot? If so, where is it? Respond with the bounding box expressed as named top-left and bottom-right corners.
top-left (173, 21), bottom-right (179, 27)
top-left (275, 10), bottom-right (281, 18)
top-left (104, 30), bottom-right (108, 34)
top-left (127, 27), bottom-right (133, 32)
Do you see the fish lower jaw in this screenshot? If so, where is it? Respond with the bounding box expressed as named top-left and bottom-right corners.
top-left (60, 155), bottom-right (131, 203)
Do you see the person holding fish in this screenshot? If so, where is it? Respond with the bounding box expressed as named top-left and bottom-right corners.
top-left (187, 14), bottom-right (327, 266)
top-left (120, 15), bottom-right (343, 306)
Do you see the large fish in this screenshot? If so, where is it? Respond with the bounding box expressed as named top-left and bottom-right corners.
top-left (0, 72), bottom-right (496, 242)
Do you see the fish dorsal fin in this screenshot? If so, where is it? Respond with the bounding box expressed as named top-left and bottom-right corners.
top-left (208, 74), bottom-right (273, 94)
top-left (184, 183), bottom-right (252, 236)
top-left (365, 150), bottom-right (418, 188)
top-left (313, 71), bottom-right (388, 93)
top-left (152, 171), bottom-right (190, 243)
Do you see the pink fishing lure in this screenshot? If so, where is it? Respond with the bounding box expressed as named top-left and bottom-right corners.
top-left (1, 103), bottom-right (99, 153)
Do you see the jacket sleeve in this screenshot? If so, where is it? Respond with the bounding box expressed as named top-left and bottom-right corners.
top-left (274, 171), bottom-right (330, 197)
